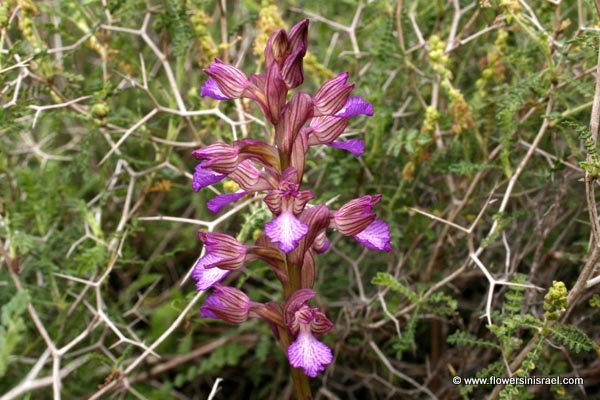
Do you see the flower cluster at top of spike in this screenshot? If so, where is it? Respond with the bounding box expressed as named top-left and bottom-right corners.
top-left (191, 19), bottom-right (390, 378)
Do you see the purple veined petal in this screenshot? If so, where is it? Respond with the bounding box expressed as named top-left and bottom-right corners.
top-left (334, 96), bottom-right (374, 118)
top-left (199, 285), bottom-right (251, 324)
top-left (353, 220), bottom-right (392, 252)
top-left (207, 191), bottom-right (247, 213)
top-left (193, 165), bottom-right (226, 192)
top-left (200, 77), bottom-right (231, 100)
top-left (288, 19), bottom-right (309, 56)
top-left (282, 48), bottom-right (305, 89)
top-left (192, 253), bottom-right (231, 290)
top-left (265, 212), bottom-right (309, 253)
top-left (204, 59), bottom-right (250, 99)
top-left (313, 72), bottom-right (354, 116)
top-left (288, 327), bottom-right (333, 378)
top-left (327, 139), bottom-right (365, 157)
top-left (264, 28), bottom-right (290, 66)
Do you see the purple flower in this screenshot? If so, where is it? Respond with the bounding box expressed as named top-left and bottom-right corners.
top-left (284, 289), bottom-right (333, 377)
top-left (263, 170), bottom-right (315, 253)
top-left (313, 73), bottom-right (355, 116)
top-left (263, 20), bottom-right (308, 70)
top-left (334, 96), bottom-right (374, 118)
top-left (189, 20), bottom-right (391, 387)
top-left (200, 285), bottom-right (251, 324)
top-left (192, 232), bottom-right (248, 290)
top-left (192, 143), bottom-right (239, 174)
top-left (353, 219), bottom-right (392, 252)
top-left (203, 59), bottom-right (251, 99)
top-left (287, 205), bottom-right (330, 266)
top-left (192, 165), bottom-right (226, 192)
top-left (327, 139), bottom-right (365, 157)
top-left (313, 230), bottom-right (330, 253)
top-left (333, 195), bottom-right (382, 236)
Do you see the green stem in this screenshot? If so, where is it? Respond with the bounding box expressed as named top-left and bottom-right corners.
top-left (281, 253), bottom-right (312, 399)
top-left (274, 119), bottom-right (312, 399)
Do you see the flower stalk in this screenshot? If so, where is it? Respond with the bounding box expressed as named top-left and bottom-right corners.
top-left (190, 19), bottom-right (391, 398)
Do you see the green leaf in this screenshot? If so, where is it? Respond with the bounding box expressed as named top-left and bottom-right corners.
top-left (0, 291), bottom-right (30, 377)
top-left (549, 324), bottom-right (595, 354)
top-left (371, 272), bottom-right (420, 303)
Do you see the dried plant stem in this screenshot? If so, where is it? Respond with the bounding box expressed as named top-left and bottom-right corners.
top-left (569, 39), bottom-right (600, 306)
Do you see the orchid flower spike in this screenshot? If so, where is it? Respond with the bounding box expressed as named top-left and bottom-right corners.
top-left (189, 19), bottom-right (391, 384)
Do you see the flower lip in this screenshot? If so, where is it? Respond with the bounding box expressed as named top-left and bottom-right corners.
top-left (287, 326), bottom-right (333, 378)
top-left (334, 96), bottom-right (374, 118)
top-left (192, 253), bottom-right (230, 291)
top-left (200, 77), bottom-right (231, 100)
top-left (192, 165), bottom-right (226, 192)
top-left (207, 191), bottom-right (247, 214)
top-left (327, 139), bottom-right (365, 157)
top-left (265, 212), bottom-right (309, 253)
top-left (353, 219), bottom-right (392, 252)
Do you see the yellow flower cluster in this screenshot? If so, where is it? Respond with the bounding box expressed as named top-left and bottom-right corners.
top-left (543, 281), bottom-right (568, 321)
top-left (189, 8), bottom-right (218, 65)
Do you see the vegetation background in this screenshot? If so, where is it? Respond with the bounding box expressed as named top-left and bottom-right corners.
top-left (1, 0), bottom-right (599, 399)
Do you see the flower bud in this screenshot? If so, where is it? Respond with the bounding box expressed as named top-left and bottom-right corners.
top-left (265, 62), bottom-right (288, 123)
top-left (288, 19), bottom-right (309, 56)
top-left (265, 29), bottom-right (290, 66)
top-left (282, 48), bottom-right (305, 89)
top-left (200, 285), bottom-right (251, 324)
